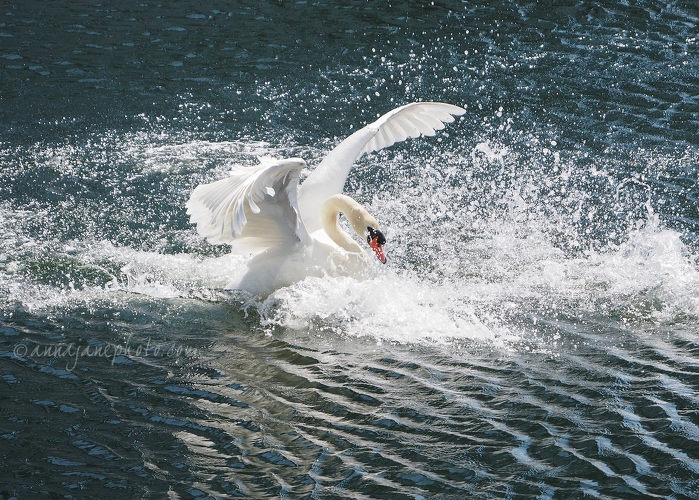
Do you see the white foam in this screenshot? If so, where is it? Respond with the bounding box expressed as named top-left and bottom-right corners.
top-left (249, 212), bottom-right (699, 343)
top-left (3, 136), bottom-right (698, 346)
top-left (580, 216), bottom-right (699, 321)
top-left (255, 271), bottom-right (511, 345)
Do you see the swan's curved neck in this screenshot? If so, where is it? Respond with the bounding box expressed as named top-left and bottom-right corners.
top-left (320, 194), bottom-right (379, 253)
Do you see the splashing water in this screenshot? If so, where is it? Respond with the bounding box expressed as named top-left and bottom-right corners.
top-left (4, 133), bottom-right (696, 345)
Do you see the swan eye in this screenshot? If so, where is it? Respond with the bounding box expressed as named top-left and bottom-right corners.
top-left (366, 226), bottom-right (386, 245)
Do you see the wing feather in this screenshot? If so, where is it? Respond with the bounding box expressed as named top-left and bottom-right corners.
top-left (298, 102), bottom-right (465, 232)
top-left (186, 158), bottom-right (310, 254)
top-left (394, 116), bottom-right (421, 139)
top-left (359, 102), bottom-right (464, 155)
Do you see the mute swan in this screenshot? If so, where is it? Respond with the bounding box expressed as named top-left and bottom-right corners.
top-left (186, 102), bottom-right (465, 295)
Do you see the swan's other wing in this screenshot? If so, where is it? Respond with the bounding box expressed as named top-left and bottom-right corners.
top-left (186, 157), bottom-right (311, 254)
top-left (358, 102), bottom-right (466, 156)
top-left (298, 102), bottom-right (465, 232)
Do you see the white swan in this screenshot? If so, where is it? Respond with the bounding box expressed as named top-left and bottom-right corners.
top-left (186, 102), bottom-right (465, 295)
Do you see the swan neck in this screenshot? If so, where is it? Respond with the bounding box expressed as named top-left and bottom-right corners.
top-left (320, 194), bottom-right (378, 253)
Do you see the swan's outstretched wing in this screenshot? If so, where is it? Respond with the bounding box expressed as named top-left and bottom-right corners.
top-left (298, 102), bottom-right (465, 232)
top-left (186, 157), bottom-right (311, 254)
top-left (358, 102), bottom-right (466, 156)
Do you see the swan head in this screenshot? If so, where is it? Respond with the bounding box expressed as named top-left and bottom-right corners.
top-left (367, 226), bottom-right (387, 264)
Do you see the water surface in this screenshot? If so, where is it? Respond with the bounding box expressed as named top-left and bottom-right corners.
top-left (1, 1), bottom-right (699, 498)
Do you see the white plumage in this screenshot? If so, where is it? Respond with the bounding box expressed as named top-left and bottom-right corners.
top-left (186, 157), bottom-right (310, 254)
top-left (186, 102), bottom-right (465, 295)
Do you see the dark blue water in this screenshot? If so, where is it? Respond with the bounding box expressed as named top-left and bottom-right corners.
top-left (2, 1), bottom-right (699, 498)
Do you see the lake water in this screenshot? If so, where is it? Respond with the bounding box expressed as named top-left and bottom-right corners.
top-left (1, 1), bottom-right (699, 498)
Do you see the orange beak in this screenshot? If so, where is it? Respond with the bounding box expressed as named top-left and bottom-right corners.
top-left (367, 226), bottom-right (387, 264)
top-left (369, 235), bottom-right (387, 264)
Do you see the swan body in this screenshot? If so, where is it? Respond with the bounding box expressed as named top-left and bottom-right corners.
top-left (186, 102), bottom-right (465, 295)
